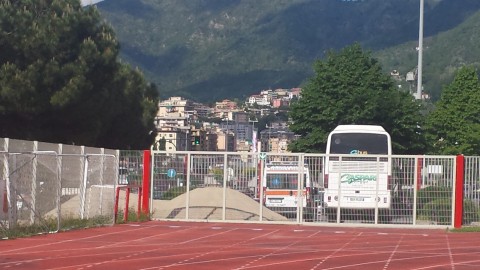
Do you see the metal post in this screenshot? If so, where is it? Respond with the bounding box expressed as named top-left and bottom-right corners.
top-left (259, 157), bottom-right (264, 221)
top-left (226, 118), bottom-right (229, 152)
top-left (124, 187), bottom-right (130, 223)
top-left (297, 156), bottom-right (304, 224)
top-left (186, 153), bottom-right (191, 219)
top-left (80, 152), bottom-right (88, 219)
top-left (413, 156), bottom-right (420, 225)
top-left (454, 155), bottom-right (465, 229)
top-left (416, 0), bottom-right (424, 100)
top-left (3, 139), bottom-right (14, 228)
top-left (56, 144), bottom-right (63, 231)
top-left (29, 141), bottom-right (38, 225)
top-left (222, 153), bottom-right (228, 221)
top-left (142, 150), bottom-right (151, 215)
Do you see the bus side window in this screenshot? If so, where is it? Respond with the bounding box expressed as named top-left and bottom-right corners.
top-left (288, 175), bottom-right (298, 189)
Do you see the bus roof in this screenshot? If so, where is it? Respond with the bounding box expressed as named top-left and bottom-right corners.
top-left (331, 125), bottom-right (387, 133)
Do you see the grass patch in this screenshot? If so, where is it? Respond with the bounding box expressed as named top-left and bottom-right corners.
top-left (115, 208), bottom-right (150, 224)
top-left (60, 215), bottom-right (113, 231)
top-left (1, 221), bottom-right (56, 240)
top-left (1, 215), bottom-right (113, 240)
top-left (449, 226), bottom-right (480, 233)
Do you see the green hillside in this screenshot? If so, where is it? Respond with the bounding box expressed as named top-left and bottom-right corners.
top-left (96, 0), bottom-right (480, 102)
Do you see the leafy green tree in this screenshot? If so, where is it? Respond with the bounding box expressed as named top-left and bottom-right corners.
top-left (288, 43), bottom-right (425, 154)
top-left (154, 137), bottom-right (166, 151)
top-left (0, 0), bottom-right (158, 149)
top-left (425, 66), bottom-right (480, 155)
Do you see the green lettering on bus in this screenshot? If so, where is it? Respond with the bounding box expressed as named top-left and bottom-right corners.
top-left (340, 174), bottom-right (377, 184)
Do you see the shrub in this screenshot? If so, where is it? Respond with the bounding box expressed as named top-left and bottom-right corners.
top-left (115, 208), bottom-right (150, 224)
top-left (417, 186), bottom-right (452, 208)
top-left (1, 216), bottom-right (112, 239)
top-left (463, 199), bottom-right (480, 225)
top-left (418, 198), bottom-right (480, 225)
top-left (418, 198), bottom-right (452, 225)
top-left (161, 186), bottom-right (187, 200)
top-left (127, 173), bottom-right (142, 186)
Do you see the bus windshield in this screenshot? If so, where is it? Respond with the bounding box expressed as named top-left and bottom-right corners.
top-left (266, 173), bottom-right (307, 189)
top-left (330, 133), bottom-right (389, 155)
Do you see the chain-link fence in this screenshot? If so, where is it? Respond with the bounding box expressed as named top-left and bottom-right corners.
top-left (150, 151), bottom-right (480, 228)
top-left (0, 138), bottom-right (119, 236)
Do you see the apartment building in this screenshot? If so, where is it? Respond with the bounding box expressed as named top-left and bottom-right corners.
top-left (259, 126), bottom-right (296, 153)
top-left (154, 97), bottom-right (194, 151)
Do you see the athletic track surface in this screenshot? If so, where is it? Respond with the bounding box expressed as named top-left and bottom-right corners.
top-left (1, 221), bottom-right (479, 269)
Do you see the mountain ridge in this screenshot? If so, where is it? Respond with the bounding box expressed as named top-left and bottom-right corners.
top-left (96, 0), bottom-right (480, 102)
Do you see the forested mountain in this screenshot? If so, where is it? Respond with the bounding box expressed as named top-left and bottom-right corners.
top-left (95, 0), bottom-right (480, 102)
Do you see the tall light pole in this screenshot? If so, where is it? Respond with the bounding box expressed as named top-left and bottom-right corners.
top-left (223, 118), bottom-right (229, 152)
top-left (416, 0), bottom-right (424, 100)
top-left (249, 118), bottom-right (258, 152)
top-left (265, 124), bottom-right (272, 152)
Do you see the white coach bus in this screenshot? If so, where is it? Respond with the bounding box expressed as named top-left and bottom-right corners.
top-left (323, 125), bottom-right (392, 219)
top-left (263, 162), bottom-right (312, 219)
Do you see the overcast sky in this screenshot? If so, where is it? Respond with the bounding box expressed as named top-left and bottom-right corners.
top-left (81, 0), bottom-right (104, 6)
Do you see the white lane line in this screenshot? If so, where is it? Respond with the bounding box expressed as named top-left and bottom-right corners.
top-left (151, 229), bottom-right (280, 270)
top-left (383, 235), bottom-right (404, 270)
top-left (310, 232), bottom-right (363, 270)
top-left (235, 230), bottom-right (323, 270)
top-left (0, 224), bottom-right (166, 254)
top-left (446, 234), bottom-right (455, 270)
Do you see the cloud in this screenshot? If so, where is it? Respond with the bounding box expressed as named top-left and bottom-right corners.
top-left (81, 0), bottom-right (104, 6)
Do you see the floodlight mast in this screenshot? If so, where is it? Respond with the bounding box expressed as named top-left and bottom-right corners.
top-left (416, 0), bottom-right (424, 100)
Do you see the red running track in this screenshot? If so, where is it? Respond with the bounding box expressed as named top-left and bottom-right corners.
top-left (1, 221), bottom-right (480, 270)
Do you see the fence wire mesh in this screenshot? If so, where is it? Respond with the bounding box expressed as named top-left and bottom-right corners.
top-left (115, 150), bottom-right (145, 223)
top-left (0, 139), bottom-right (119, 237)
top-left (2, 140), bottom-right (479, 234)
top-left (150, 151), bottom-right (480, 227)
top-left (464, 157), bottom-right (480, 226)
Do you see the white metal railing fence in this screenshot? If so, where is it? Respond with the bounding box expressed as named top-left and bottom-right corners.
top-left (150, 151), bottom-right (480, 228)
top-left (3, 142), bottom-right (478, 233)
top-left (463, 156), bottom-right (480, 225)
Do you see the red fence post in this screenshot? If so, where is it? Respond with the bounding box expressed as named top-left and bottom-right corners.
top-left (416, 156), bottom-right (423, 190)
top-left (142, 150), bottom-right (151, 216)
top-left (114, 187), bottom-right (120, 223)
top-left (454, 155), bottom-right (465, 229)
top-left (124, 187), bottom-right (130, 223)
